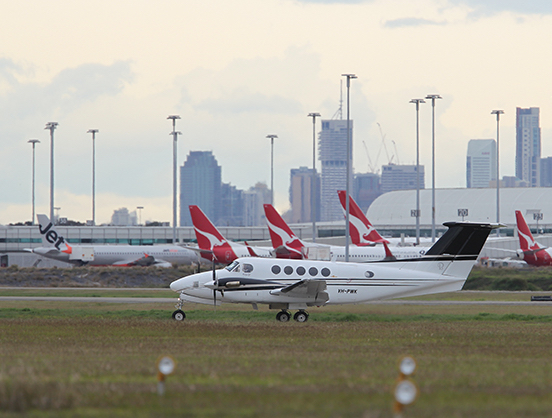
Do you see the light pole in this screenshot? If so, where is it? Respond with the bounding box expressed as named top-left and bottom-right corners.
top-left (87, 129), bottom-right (99, 226)
top-left (45, 122), bottom-right (58, 222)
top-left (168, 115), bottom-right (181, 243)
top-left (342, 73), bottom-right (357, 262)
top-left (491, 110), bottom-right (504, 236)
top-left (137, 206), bottom-right (144, 226)
top-left (308, 112), bottom-right (320, 242)
top-left (410, 99), bottom-right (425, 245)
top-left (27, 139), bottom-right (40, 225)
top-left (425, 94), bottom-right (441, 242)
top-left (266, 134), bottom-right (278, 205)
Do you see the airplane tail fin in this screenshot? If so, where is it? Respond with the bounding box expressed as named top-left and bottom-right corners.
top-left (263, 204), bottom-right (305, 259)
top-left (425, 221), bottom-right (496, 258)
top-left (36, 214), bottom-right (72, 253)
top-left (189, 205), bottom-right (227, 251)
top-left (515, 210), bottom-right (539, 251)
top-left (337, 190), bottom-right (388, 245)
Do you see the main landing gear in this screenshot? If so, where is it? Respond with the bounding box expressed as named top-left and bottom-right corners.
top-left (276, 310), bottom-right (309, 323)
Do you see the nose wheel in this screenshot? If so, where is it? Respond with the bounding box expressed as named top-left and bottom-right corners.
top-left (172, 309), bottom-right (186, 321)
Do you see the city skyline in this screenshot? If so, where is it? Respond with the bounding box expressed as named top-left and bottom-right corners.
top-left (1, 1), bottom-right (552, 225)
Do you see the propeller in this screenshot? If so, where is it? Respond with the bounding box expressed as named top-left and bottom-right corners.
top-left (212, 256), bottom-right (217, 309)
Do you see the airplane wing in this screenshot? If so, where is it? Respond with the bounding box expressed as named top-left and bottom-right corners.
top-left (270, 278), bottom-right (329, 303)
top-left (113, 254), bottom-right (157, 267)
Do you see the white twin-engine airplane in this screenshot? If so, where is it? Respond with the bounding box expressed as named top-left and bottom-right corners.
top-left (28, 215), bottom-right (199, 267)
top-left (170, 221), bottom-right (500, 322)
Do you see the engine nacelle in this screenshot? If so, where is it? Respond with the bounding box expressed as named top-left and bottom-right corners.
top-left (516, 249), bottom-right (525, 260)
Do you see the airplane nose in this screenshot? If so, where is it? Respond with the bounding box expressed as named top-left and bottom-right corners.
top-left (170, 277), bottom-right (189, 292)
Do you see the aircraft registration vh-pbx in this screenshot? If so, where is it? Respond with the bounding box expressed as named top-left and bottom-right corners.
top-left (170, 221), bottom-right (501, 322)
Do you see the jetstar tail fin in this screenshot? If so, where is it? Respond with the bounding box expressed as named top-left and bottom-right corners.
top-left (36, 214), bottom-right (72, 253)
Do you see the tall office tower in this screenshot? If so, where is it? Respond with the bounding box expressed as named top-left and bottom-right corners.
top-left (466, 139), bottom-right (496, 188)
top-left (218, 183), bottom-right (244, 226)
top-left (180, 151), bottom-right (221, 226)
top-left (540, 157), bottom-right (552, 187)
top-left (353, 173), bottom-right (381, 212)
top-left (244, 182), bottom-right (271, 226)
top-left (318, 119), bottom-right (352, 221)
top-left (380, 164), bottom-right (425, 194)
top-left (516, 107), bottom-right (541, 187)
top-left (289, 167), bottom-right (320, 224)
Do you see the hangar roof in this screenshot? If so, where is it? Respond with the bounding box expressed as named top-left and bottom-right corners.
top-left (367, 187), bottom-right (552, 228)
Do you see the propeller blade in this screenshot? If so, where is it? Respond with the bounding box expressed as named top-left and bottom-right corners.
top-left (212, 256), bottom-right (217, 309)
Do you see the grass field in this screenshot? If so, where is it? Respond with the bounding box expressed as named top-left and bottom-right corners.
top-left (2, 289), bottom-right (552, 417)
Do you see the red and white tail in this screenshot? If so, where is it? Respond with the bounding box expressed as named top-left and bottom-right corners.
top-left (189, 205), bottom-right (227, 251)
top-left (515, 210), bottom-right (540, 251)
top-left (337, 190), bottom-right (388, 245)
top-left (263, 204), bottom-right (305, 259)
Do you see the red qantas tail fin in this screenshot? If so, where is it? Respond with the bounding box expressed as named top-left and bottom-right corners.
top-left (189, 205), bottom-right (227, 251)
top-left (337, 190), bottom-right (388, 245)
top-left (263, 204), bottom-right (304, 258)
top-left (515, 210), bottom-right (540, 251)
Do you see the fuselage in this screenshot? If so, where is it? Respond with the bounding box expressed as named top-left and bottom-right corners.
top-left (170, 256), bottom-right (472, 308)
top-left (33, 244), bottom-right (198, 267)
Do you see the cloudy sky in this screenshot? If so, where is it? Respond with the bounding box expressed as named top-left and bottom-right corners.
top-left (1, 0), bottom-right (551, 225)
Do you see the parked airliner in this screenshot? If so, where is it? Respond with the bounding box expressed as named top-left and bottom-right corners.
top-left (514, 210), bottom-right (552, 266)
top-left (189, 205), bottom-right (272, 264)
top-left (337, 190), bottom-right (433, 247)
top-left (263, 203), bottom-right (424, 261)
top-left (170, 221), bottom-right (500, 322)
top-left (28, 215), bottom-right (198, 267)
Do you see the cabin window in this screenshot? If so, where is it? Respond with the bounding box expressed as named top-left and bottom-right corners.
top-left (321, 267), bottom-right (331, 277)
top-left (271, 265), bottom-right (281, 274)
top-left (296, 266), bottom-right (306, 276)
top-left (365, 271), bottom-right (374, 278)
top-left (308, 267), bottom-right (318, 276)
top-left (284, 266), bottom-right (293, 275)
top-left (243, 263), bottom-right (254, 273)
top-left (193, 281), bottom-right (199, 288)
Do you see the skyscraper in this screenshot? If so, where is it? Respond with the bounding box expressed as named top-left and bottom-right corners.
top-left (289, 166), bottom-right (320, 224)
top-left (516, 107), bottom-right (541, 187)
top-left (380, 164), bottom-right (424, 194)
top-left (179, 151), bottom-right (221, 226)
top-left (318, 119), bottom-right (352, 221)
top-left (466, 139), bottom-right (496, 188)
top-left (353, 173), bottom-right (381, 212)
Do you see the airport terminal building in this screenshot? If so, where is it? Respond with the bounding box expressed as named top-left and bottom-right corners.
top-left (2, 187), bottom-right (552, 267)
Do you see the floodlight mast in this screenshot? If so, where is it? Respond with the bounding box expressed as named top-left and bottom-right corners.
top-left (28, 139), bottom-right (40, 225)
top-left (308, 112), bottom-right (321, 242)
top-left (491, 109), bottom-right (504, 237)
top-left (342, 73), bottom-right (357, 262)
top-left (266, 134), bottom-right (278, 205)
top-left (168, 115), bottom-right (181, 243)
top-left (409, 99), bottom-right (425, 245)
top-left (87, 129), bottom-right (99, 226)
top-left (425, 94), bottom-right (441, 242)
top-left (45, 122), bottom-right (58, 222)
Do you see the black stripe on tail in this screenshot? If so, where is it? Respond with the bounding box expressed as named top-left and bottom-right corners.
top-left (425, 222), bottom-right (494, 257)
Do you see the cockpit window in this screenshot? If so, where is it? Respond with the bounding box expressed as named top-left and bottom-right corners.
top-left (242, 263), bottom-right (254, 273)
top-left (225, 260), bottom-right (240, 272)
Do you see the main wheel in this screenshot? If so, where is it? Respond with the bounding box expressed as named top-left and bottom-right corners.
top-left (276, 310), bottom-right (291, 322)
top-left (172, 310), bottom-right (186, 321)
top-left (294, 311), bottom-right (309, 323)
